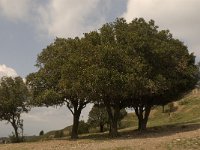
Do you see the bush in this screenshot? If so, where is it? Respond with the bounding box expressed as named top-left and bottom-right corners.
top-left (168, 103), bottom-right (176, 112)
top-left (54, 130), bottom-right (64, 138)
top-left (179, 99), bottom-right (189, 105)
top-left (39, 130), bottom-right (44, 136)
top-left (78, 120), bottom-right (89, 134)
top-left (9, 132), bottom-right (23, 143)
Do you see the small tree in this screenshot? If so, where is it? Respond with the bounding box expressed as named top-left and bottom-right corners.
top-left (88, 104), bottom-right (109, 132)
top-left (88, 104), bottom-right (127, 132)
top-left (54, 130), bottom-right (64, 138)
top-left (0, 77), bottom-right (30, 142)
top-left (39, 130), bottom-right (44, 136)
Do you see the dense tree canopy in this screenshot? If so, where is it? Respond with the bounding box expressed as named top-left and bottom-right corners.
top-left (27, 17), bottom-right (198, 138)
top-left (126, 19), bottom-right (198, 131)
top-left (27, 37), bottom-right (97, 139)
top-left (0, 77), bottom-right (30, 142)
top-left (88, 18), bottom-right (198, 132)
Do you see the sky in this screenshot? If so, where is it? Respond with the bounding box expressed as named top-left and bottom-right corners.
top-left (0, 0), bottom-right (199, 137)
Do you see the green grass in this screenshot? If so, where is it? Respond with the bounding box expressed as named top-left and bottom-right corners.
top-left (112, 92), bottom-right (200, 132)
top-left (148, 94), bottom-right (200, 127)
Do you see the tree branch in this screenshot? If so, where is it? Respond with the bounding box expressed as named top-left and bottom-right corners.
top-left (66, 101), bottom-right (74, 115)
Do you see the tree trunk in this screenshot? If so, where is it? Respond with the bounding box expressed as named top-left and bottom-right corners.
top-left (106, 105), bottom-right (120, 137)
top-left (100, 123), bottom-right (104, 132)
top-left (12, 123), bottom-right (19, 143)
top-left (135, 105), bottom-right (151, 132)
top-left (71, 111), bottom-right (81, 139)
top-left (162, 105), bottom-right (165, 113)
top-left (138, 117), bottom-right (148, 131)
top-left (109, 122), bottom-right (112, 133)
top-left (109, 118), bottom-right (118, 137)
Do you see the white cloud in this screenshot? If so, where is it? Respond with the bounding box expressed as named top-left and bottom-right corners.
top-left (0, 0), bottom-right (126, 38)
top-left (0, 64), bottom-right (18, 78)
top-left (123, 0), bottom-right (200, 59)
top-left (0, 0), bottom-right (31, 21)
top-left (37, 0), bottom-right (106, 38)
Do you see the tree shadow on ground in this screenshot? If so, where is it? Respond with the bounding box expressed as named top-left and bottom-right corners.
top-left (78, 122), bottom-right (200, 141)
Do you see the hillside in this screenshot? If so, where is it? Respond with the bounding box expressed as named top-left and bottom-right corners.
top-left (121, 89), bottom-right (200, 130)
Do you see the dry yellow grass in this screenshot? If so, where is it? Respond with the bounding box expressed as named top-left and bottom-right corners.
top-left (0, 125), bottom-right (200, 150)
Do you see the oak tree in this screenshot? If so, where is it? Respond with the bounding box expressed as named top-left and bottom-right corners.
top-left (27, 37), bottom-right (96, 139)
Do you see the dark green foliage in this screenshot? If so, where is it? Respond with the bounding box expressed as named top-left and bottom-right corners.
top-left (85, 18), bottom-right (198, 133)
top-left (39, 130), bottom-right (44, 136)
top-left (0, 77), bottom-right (30, 143)
top-left (88, 105), bottom-right (127, 132)
top-left (27, 17), bottom-right (198, 137)
top-left (87, 105), bottom-right (109, 132)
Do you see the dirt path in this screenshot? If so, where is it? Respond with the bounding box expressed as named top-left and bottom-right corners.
top-left (0, 126), bottom-right (200, 150)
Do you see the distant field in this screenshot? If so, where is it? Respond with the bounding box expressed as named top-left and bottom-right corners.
top-left (1, 90), bottom-right (200, 150)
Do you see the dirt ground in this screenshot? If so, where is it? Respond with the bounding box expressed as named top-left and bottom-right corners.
top-left (0, 124), bottom-right (200, 150)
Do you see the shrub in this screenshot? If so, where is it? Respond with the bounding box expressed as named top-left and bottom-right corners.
top-left (54, 130), bottom-right (64, 138)
top-left (179, 99), bottom-right (189, 105)
top-left (78, 120), bottom-right (89, 134)
top-left (9, 132), bottom-right (23, 143)
top-left (39, 130), bottom-right (44, 136)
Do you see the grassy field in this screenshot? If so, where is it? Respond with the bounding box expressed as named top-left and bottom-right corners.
top-left (0, 90), bottom-right (200, 150)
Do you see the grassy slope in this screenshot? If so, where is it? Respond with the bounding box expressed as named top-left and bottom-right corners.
top-left (149, 92), bottom-right (200, 127)
top-left (121, 91), bottom-right (200, 129)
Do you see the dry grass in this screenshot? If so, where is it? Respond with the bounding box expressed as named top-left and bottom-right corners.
top-left (0, 124), bottom-right (200, 150)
